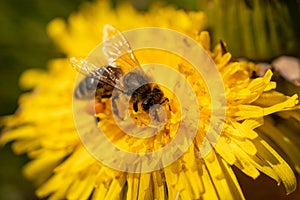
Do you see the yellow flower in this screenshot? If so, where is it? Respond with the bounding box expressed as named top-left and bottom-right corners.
top-left (1, 0), bottom-right (299, 199)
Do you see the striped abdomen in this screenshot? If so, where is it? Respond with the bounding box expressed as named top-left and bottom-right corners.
top-left (75, 66), bottom-right (122, 100)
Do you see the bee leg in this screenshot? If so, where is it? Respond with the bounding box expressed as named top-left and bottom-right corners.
top-left (161, 97), bottom-right (171, 111)
top-left (154, 109), bottom-right (160, 121)
top-left (101, 94), bottom-right (112, 99)
top-left (161, 97), bottom-right (169, 104)
top-left (112, 95), bottom-right (120, 117)
top-left (152, 103), bottom-right (166, 122)
top-left (133, 100), bottom-right (139, 112)
top-left (95, 116), bottom-right (100, 124)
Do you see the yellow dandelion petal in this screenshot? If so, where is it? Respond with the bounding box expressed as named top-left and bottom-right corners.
top-left (137, 173), bottom-right (152, 199)
top-left (242, 117), bottom-right (264, 129)
top-left (263, 94), bottom-right (299, 115)
top-left (198, 159), bottom-right (219, 199)
top-left (232, 137), bottom-right (257, 156)
top-left (23, 150), bottom-right (67, 184)
top-left (1, 126), bottom-right (35, 146)
top-left (66, 165), bottom-right (99, 200)
top-left (231, 148), bottom-right (261, 179)
top-left (103, 175), bottom-right (127, 200)
top-left (152, 170), bottom-right (167, 199)
top-left (250, 154), bottom-right (281, 184)
top-left (197, 31), bottom-right (210, 51)
top-left (183, 165), bottom-right (203, 198)
top-left (254, 91), bottom-right (293, 107)
top-left (126, 173), bottom-right (140, 199)
top-left (231, 121), bottom-right (259, 140)
top-left (54, 147), bottom-right (96, 174)
top-left (36, 173), bottom-right (71, 198)
top-left (215, 137), bottom-right (237, 165)
top-left (219, 158), bottom-right (245, 199)
top-left (259, 117), bottom-right (300, 174)
top-left (92, 184), bottom-right (107, 200)
top-left (218, 52), bottom-right (232, 69)
top-left (19, 69), bottom-right (48, 90)
top-left (233, 93), bottom-right (298, 121)
top-left (221, 62), bottom-right (241, 83)
top-left (254, 139), bottom-right (297, 194)
top-left (203, 151), bottom-right (246, 199)
top-left (248, 70), bottom-right (272, 92)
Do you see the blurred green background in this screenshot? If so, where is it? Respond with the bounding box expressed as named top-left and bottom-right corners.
top-left (0, 0), bottom-right (299, 199)
top-left (0, 0), bottom-right (90, 199)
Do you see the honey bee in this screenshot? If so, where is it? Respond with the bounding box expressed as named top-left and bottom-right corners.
top-left (71, 25), bottom-right (168, 116)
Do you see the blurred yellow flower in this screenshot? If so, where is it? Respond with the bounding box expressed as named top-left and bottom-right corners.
top-left (1, 0), bottom-right (300, 199)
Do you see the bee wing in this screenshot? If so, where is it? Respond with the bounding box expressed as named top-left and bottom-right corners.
top-left (102, 24), bottom-right (141, 72)
top-left (70, 57), bottom-right (123, 91)
top-left (71, 57), bottom-right (99, 76)
top-left (71, 25), bottom-right (143, 92)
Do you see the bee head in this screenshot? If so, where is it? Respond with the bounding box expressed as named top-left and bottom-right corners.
top-left (141, 87), bottom-right (164, 112)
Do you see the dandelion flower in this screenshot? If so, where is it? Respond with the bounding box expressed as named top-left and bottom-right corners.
top-left (1, 1), bottom-right (299, 199)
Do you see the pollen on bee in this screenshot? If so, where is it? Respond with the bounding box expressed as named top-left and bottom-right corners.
top-left (95, 102), bottom-right (106, 114)
top-left (84, 100), bottom-right (106, 115)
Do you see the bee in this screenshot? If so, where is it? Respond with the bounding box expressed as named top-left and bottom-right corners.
top-left (71, 25), bottom-right (168, 116)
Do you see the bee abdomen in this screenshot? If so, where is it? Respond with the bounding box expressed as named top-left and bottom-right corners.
top-left (75, 77), bottom-right (99, 99)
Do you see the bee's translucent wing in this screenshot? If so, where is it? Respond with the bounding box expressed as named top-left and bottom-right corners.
top-left (71, 57), bottom-right (100, 77)
top-left (71, 25), bottom-right (143, 92)
top-left (102, 24), bottom-right (141, 73)
top-left (70, 57), bottom-right (123, 91)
